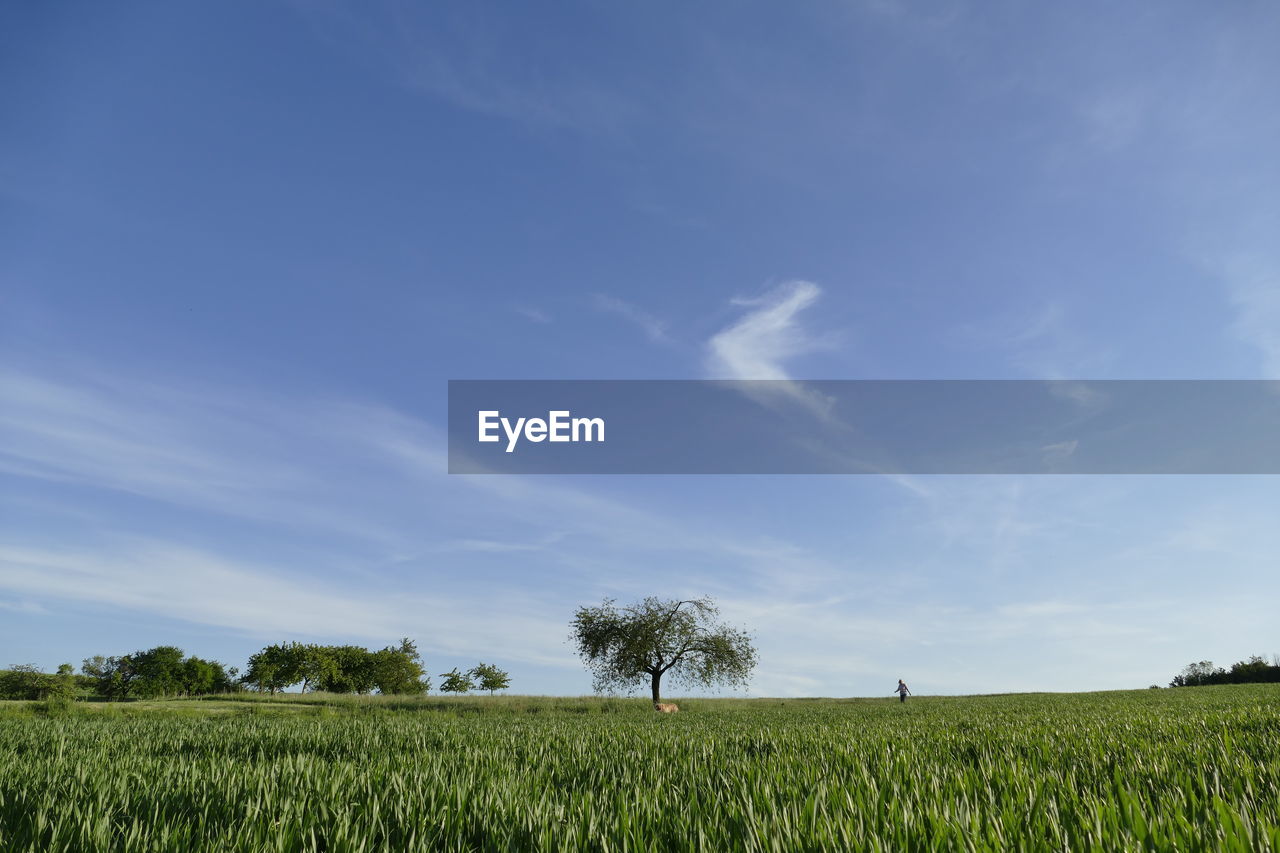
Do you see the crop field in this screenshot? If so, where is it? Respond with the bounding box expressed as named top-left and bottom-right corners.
top-left (1, 686), bottom-right (1278, 851)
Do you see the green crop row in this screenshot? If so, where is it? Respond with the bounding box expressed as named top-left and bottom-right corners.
top-left (1, 686), bottom-right (1277, 851)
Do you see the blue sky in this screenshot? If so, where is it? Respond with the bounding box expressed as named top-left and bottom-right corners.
top-left (2, 1), bottom-right (1278, 696)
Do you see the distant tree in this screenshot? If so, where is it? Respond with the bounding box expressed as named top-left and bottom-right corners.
top-left (0, 664), bottom-right (77, 701)
top-left (80, 648), bottom-right (231, 699)
top-left (295, 645), bottom-right (336, 694)
top-left (82, 655), bottom-right (137, 701)
top-left (181, 655), bottom-right (232, 695)
top-left (469, 662), bottom-right (511, 695)
top-left (1170, 656), bottom-right (1280, 687)
top-left (243, 644), bottom-right (302, 695)
top-left (316, 646), bottom-right (379, 694)
top-left (439, 668), bottom-right (474, 694)
top-left (242, 641), bottom-right (428, 696)
top-left (1170, 660), bottom-right (1221, 687)
top-left (131, 646), bottom-right (186, 698)
top-left (52, 663), bottom-right (78, 699)
top-left (570, 596), bottom-right (757, 703)
top-left (372, 639), bottom-right (429, 695)
top-left (1227, 655), bottom-right (1277, 683)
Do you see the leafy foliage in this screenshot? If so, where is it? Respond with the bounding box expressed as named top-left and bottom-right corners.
top-left (80, 649), bottom-right (232, 701)
top-left (81, 655), bottom-right (135, 701)
top-left (438, 668), bottom-right (474, 694)
top-left (242, 640), bottom-right (428, 695)
top-left (372, 639), bottom-right (430, 695)
top-left (469, 662), bottom-right (511, 695)
top-left (570, 596), bottom-right (757, 702)
top-left (316, 646), bottom-right (379, 694)
top-left (242, 644), bottom-right (302, 695)
top-left (130, 647), bottom-right (187, 699)
top-left (1170, 655), bottom-right (1280, 687)
top-left (0, 664), bottom-right (77, 701)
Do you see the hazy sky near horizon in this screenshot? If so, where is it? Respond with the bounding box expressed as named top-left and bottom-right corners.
top-left (2, 1), bottom-right (1278, 696)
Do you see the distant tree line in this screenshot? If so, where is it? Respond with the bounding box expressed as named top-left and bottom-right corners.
top-left (1, 652), bottom-right (230, 702)
top-left (2, 638), bottom-right (512, 702)
top-left (0, 664), bottom-right (80, 701)
top-left (243, 639), bottom-right (431, 695)
top-left (1170, 655), bottom-right (1280, 687)
top-left (80, 647), bottom-right (236, 700)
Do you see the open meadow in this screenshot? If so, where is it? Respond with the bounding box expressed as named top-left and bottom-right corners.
top-left (2, 686), bottom-right (1278, 851)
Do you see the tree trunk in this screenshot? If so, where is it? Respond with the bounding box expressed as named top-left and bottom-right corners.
top-left (650, 671), bottom-right (662, 703)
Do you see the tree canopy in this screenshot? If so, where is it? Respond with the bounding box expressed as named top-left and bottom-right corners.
top-left (80, 648), bottom-right (232, 700)
top-left (570, 596), bottom-right (757, 702)
top-left (1170, 656), bottom-right (1280, 687)
top-left (469, 662), bottom-right (511, 695)
top-left (0, 664), bottom-right (78, 701)
top-left (242, 640), bottom-right (429, 695)
top-left (438, 668), bottom-right (473, 694)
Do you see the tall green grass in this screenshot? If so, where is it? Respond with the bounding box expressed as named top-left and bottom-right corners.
top-left (2, 686), bottom-right (1277, 851)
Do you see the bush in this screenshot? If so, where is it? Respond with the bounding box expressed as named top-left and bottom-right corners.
top-left (0, 665), bottom-right (78, 701)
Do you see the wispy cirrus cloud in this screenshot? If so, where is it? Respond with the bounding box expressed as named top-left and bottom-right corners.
top-left (402, 46), bottom-right (638, 137)
top-left (443, 532), bottom-right (566, 554)
top-left (0, 599), bottom-right (48, 615)
top-left (702, 281), bottom-right (935, 490)
top-left (1223, 258), bottom-right (1280, 377)
top-left (513, 305), bottom-right (552, 324)
top-left (593, 294), bottom-right (671, 344)
top-left (0, 364), bottom-right (839, 583)
top-left (0, 369), bottom-right (414, 549)
top-left (289, 0), bottom-right (643, 139)
top-left (706, 281), bottom-right (828, 380)
top-left (0, 540), bottom-right (575, 667)
top-left (952, 301), bottom-right (1114, 379)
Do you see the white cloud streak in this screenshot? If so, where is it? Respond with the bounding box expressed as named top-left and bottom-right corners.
top-left (1224, 259), bottom-right (1280, 377)
top-left (952, 302), bottom-right (1114, 379)
top-left (592, 294), bottom-right (670, 343)
top-left (706, 281), bottom-right (826, 380)
top-left (0, 541), bottom-right (575, 669)
top-left (0, 599), bottom-right (48, 615)
top-left (513, 305), bottom-right (551, 324)
top-left (0, 370), bottom-right (418, 550)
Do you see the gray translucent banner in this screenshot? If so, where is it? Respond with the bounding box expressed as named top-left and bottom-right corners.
top-left (447, 380), bottom-right (1280, 474)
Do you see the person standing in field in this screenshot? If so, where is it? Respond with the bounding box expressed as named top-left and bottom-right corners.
top-left (895, 679), bottom-right (910, 703)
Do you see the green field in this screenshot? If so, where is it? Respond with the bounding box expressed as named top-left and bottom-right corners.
top-left (2, 687), bottom-right (1277, 851)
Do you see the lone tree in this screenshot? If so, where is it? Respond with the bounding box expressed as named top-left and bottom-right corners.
top-left (439, 667), bottom-right (474, 694)
top-left (469, 662), bottom-right (511, 695)
top-left (570, 596), bottom-right (757, 703)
